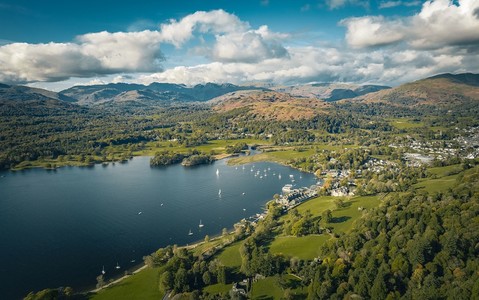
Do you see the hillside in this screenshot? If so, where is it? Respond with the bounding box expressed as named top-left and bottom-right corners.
top-left (0, 83), bottom-right (76, 103)
top-left (356, 73), bottom-right (479, 108)
top-left (211, 90), bottom-right (329, 121)
top-left (272, 83), bottom-right (390, 101)
top-left (60, 82), bottom-right (264, 105)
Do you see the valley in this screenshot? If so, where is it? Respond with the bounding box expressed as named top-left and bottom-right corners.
top-left (4, 73), bottom-right (477, 299)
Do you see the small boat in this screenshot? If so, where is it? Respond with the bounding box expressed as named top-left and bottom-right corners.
top-left (138, 211), bottom-right (142, 215)
top-left (218, 189), bottom-right (222, 196)
top-left (199, 220), bottom-right (204, 228)
top-left (289, 174), bottom-right (294, 178)
top-left (216, 169), bottom-right (219, 176)
top-left (242, 192), bottom-right (246, 195)
top-left (102, 266), bottom-right (105, 275)
top-left (116, 263), bottom-right (120, 269)
top-left (130, 259), bottom-right (136, 263)
top-left (242, 166), bottom-right (245, 170)
top-left (243, 208), bottom-right (246, 211)
top-left (188, 229), bottom-right (193, 236)
top-left (278, 174), bottom-right (282, 179)
top-left (161, 203), bottom-right (164, 206)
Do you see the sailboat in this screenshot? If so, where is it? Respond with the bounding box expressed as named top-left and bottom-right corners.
top-left (199, 220), bottom-right (204, 228)
top-left (102, 266), bottom-right (105, 275)
top-left (188, 229), bottom-right (193, 236)
top-left (218, 189), bottom-right (222, 196)
top-left (116, 262), bottom-right (120, 269)
top-left (216, 169), bottom-right (219, 176)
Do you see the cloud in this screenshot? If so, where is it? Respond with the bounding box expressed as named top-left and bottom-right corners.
top-left (211, 26), bottom-right (289, 63)
top-left (379, 1), bottom-right (422, 9)
top-left (325, 0), bottom-right (369, 9)
top-left (159, 10), bottom-right (247, 47)
top-left (0, 30), bottom-right (165, 83)
top-left (343, 0), bottom-right (479, 49)
top-left (301, 4), bottom-right (311, 11)
top-left (0, 9), bottom-right (290, 83)
top-left (342, 16), bottom-right (405, 48)
top-left (138, 43), bottom-right (479, 87)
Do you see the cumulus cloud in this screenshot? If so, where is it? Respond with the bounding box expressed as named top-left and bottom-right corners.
top-left (343, 0), bottom-right (479, 49)
top-left (0, 30), bottom-right (165, 83)
top-left (159, 10), bottom-right (247, 47)
top-left (0, 9), bottom-right (289, 83)
top-left (138, 44), bottom-right (479, 86)
top-left (211, 26), bottom-right (289, 63)
top-left (342, 16), bottom-right (406, 48)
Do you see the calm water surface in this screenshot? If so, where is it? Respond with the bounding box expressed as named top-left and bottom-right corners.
top-left (0, 157), bottom-right (316, 299)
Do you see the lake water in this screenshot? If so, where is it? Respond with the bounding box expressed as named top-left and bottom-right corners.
top-left (0, 157), bottom-right (316, 299)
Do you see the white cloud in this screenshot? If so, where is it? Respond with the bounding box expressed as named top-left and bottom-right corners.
top-left (342, 16), bottom-right (406, 48)
top-left (159, 10), bottom-right (247, 47)
top-left (0, 30), bottom-right (165, 83)
top-left (343, 0), bottom-right (479, 49)
top-left (379, 1), bottom-right (422, 9)
top-left (325, 0), bottom-right (369, 9)
top-left (211, 26), bottom-right (289, 63)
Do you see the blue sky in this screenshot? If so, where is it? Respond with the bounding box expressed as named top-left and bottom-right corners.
top-left (1, 0), bottom-right (478, 90)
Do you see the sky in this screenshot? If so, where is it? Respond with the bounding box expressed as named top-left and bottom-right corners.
top-left (0, 0), bottom-right (478, 90)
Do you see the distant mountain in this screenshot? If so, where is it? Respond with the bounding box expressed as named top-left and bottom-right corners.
top-left (210, 90), bottom-right (329, 121)
top-left (0, 84), bottom-right (87, 117)
top-left (0, 83), bottom-right (76, 102)
top-left (271, 83), bottom-right (390, 101)
top-left (60, 82), bottom-right (264, 105)
top-left (356, 73), bottom-right (479, 107)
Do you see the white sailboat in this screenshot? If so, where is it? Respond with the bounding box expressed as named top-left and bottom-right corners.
top-left (188, 229), bottom-right (193, 236)
top-left (116, 262), bottom-right (120, 269)
top-left (218, 189), bottom-right (222, 196)
top-left (102, 266), bottom-right (105, 275)
top-left (216, 169), bottom-right (219, 176)
top-left (199, 220), bottom-right (204, 228)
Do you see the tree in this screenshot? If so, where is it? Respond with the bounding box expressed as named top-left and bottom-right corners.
top-left (174, 268), bottom-right (189, 293)
top-left (159, 270), bottom-right (174, 293)
top-left (96, 274), bottom-right (105, 289)
top-left (217, 265), bottom-right (227, 284)
top-left (202, 271), bottom-right (212, 285)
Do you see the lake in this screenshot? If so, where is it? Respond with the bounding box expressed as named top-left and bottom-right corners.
top-left (0, 156), bottom-right (317, 299)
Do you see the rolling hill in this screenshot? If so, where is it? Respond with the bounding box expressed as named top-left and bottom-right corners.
top-left (60, 82), bottom-right (264, 105)
top-left (210, 90), bottom-right (329, 121)
top-left (355, 73), bottom-right (479, 107)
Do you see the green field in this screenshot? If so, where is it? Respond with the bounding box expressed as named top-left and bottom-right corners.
top-left (89, 267), bottom-right (161, 300)
top-left (135, 138), bottom-right (269, 157)
top-left (427, 164), bottom-right (462, 177)
top-left (203, 283), bottom-right (231, 295)
top-left (217, 241), bottom-right (243, 268)
top-left (389, 118), bottom-right (425, 130)
top-left (269, 235), bottom-right (328, 260)
top-left (251, 276), bottom-right (284, 300)
top-left (415, 174), bottom-right (459, 193)
top-left (330, 195), bottom-right (379, 233)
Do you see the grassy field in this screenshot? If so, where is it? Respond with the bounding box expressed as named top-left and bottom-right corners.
top-left (135, 138), bottom-right (269, 156)
top-left (269, 235), bottom-right (328, 260)
top-left (203, 283), bottom-right (231, 295)
top-left (330, 195), bottom-right (379, 234)
top-left (217, 241), bottom-right (243, 268)
top-left (427, 164), bottom-right (462, 177)
top-left (89, 267), bottom-right (161, 300)
top-left (251, 276), bottom-right (284, 300)
top-left (389, 118), bottom-right (425, 130)
top-left (415, 174), bottom-right (459, 193)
